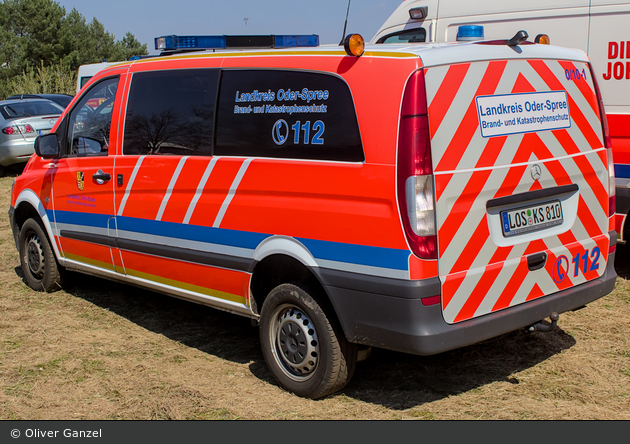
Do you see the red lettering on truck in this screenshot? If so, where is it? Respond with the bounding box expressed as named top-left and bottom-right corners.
top-left (603, 41), bottom-right (630, 80)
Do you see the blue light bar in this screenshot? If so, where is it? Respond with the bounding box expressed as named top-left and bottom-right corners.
top-left (154, 34), bottom-right (319, 51)
top-left (275, 35), bottom-right (319, 48)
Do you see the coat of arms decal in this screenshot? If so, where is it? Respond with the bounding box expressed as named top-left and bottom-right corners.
top-left (76, 171), bottom-right (85, 191)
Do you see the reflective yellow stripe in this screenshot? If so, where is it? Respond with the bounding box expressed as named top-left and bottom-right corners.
top-left (125, 269), bottom-right (247, 305)
top-left (63, 253), bottom-right (116, 271)
top-left (62, 253), bottom-right (247, 305)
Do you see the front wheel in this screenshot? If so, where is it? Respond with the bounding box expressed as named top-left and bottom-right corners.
top-left (18, 218), bottom-right (63, 292)
top-left (259, 283), bottom-right (357, 399)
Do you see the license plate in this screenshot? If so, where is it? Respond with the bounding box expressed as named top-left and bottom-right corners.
top-left (501, 200), bottom-right (563, 237)
top-left (38, 129), bottom-right (50, 136)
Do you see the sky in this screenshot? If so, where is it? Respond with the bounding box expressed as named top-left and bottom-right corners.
top-left (54, 0), bottom-right (405, 54)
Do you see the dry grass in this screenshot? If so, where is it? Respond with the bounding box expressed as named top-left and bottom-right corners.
top-left (1, 168), bottom-right (629, 420)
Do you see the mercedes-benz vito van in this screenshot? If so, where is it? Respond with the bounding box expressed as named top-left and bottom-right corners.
top-left (10, 33), bottom-right (616, 398)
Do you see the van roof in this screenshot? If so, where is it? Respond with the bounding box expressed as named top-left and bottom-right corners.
top-left (103, 41), bottom-right (589, 71)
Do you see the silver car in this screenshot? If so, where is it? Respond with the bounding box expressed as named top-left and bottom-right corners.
top-left (0, 98), bottom-right (64, 175)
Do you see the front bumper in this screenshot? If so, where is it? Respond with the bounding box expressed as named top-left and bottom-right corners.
top-left (8, 205), bottom-right (17, 250)
top-left (318, 234), bottom-right (617, 356)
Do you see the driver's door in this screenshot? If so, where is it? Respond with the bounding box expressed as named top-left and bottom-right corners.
top-left (51, 75), bottom-right (126, 273)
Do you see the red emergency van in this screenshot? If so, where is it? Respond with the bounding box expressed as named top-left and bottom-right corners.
top-left (9, 32), bottom-right (617, 398)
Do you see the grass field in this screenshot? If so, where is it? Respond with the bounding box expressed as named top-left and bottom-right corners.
top-left (1, 169), bottom-right (629, 420)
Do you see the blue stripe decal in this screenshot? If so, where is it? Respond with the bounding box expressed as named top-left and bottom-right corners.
top-left (52, 210), bottom-right (410, 271)
top-left (117, 216), bottom-right (269, 250)
top-left (297, 237), bottom-right (410, 271)
top-left (615, 164), bottom-right (630, 179)
top-left (50, 209), bottom-right (110, 227)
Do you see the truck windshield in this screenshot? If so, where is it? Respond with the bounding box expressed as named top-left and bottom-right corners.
top-left (377, 28), bottom-right (427, 44)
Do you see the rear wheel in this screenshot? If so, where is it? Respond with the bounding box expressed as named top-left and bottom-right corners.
top-left (259, 283), bottom-right (357, 399)
top-left (18, 218), bottom-right (63, 292)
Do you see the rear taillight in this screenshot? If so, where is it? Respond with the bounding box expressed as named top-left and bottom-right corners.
top-left (589, 62), bottom-right (615, 217)
top-left (2, 124), bottom-right (35, 135)
top-left (397, 69), bottom-right (437, 259)
top-left (609, 242), bottom-right (616, 255)
top-left (608, 147), bottom-right (616, 217)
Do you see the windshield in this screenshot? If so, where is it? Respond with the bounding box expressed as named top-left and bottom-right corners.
top-left (0, 101), bottom-right (64, 119)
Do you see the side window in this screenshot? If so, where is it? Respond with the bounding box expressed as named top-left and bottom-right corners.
top-left (215, 70), bottom-right (364, 162)
top-left (80, 76), bottom-right (91, 89)
top-left (66, 77), bottom-right (119, 156)
top-left (123, 69), bottom-right (219, 156)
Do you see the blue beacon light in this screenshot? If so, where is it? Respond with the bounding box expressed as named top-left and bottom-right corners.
top-left (457, 25), bottom-right (485, 42)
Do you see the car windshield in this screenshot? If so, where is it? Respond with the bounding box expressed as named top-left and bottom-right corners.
top-left (0, 101), bottom-right (64, 119)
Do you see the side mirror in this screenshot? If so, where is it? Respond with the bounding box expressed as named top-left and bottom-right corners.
top-left (34, 134), bottom-right (59, 159)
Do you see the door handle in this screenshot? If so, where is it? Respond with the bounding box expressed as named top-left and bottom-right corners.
top-left (93, 170), bottom-right (111, 184)
top-left (527, 252), bottom-right (547, 271)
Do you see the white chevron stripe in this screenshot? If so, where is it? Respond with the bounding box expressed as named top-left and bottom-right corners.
top-left (156, 156), bottom-right (189, 221)
top-left (545, 60), bottom-right (603, 145)
top-left (431, 61), bottom-right (490, 168)
top-left (213, 158), bottom-right (253, 228)
top-left (117, 156), bottom-right (145, 216)
top-left (184, 157), bottom-right (218, 225)
top-left (425, 65), bottom-right (451, 107)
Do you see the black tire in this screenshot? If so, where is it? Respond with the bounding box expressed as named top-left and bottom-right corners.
top-left (18, 218), bottom-right (63, 292)
top-left (259, 283), bottom-right (357, 399)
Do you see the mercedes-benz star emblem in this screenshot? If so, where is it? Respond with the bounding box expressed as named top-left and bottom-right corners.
top-left (531, 164), bottom-right (542, 181)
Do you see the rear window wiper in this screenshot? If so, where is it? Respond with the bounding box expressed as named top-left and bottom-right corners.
top-left (6, 106), bottom-right (30, 117)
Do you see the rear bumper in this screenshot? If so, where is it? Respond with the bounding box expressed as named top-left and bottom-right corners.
top-left (319, 234), bottom-right (617, 356)
top-left (0, 138), bottom-right (35, 166)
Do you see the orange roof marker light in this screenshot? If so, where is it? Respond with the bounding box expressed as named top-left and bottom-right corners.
top-left (535, 34), bottom-right (551, 45)
top-left (343, 33), bottom-right (365, 57)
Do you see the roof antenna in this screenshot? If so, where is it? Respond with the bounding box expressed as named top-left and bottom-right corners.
top-left (340, 0), bottom-right (352, 45)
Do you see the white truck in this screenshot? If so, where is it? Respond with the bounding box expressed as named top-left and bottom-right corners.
top-left (76, 61), bottom-right (115, 94)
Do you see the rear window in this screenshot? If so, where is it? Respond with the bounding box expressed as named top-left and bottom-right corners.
top-left (215, 69), bottom-right (364, 162)
top-left (0, 101), bottom-right (63, 119)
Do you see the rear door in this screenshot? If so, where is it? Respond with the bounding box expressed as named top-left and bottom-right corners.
top-left (424, 52), bottom-right (610, 324)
